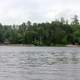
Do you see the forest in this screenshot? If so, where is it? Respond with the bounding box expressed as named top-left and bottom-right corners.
top-left (0, 15), bottom-right (80, 46)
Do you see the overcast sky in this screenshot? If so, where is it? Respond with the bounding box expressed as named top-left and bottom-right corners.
top-left (0, 0), bottom-right (80, 24)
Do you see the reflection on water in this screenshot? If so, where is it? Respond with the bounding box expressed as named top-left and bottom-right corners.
top-left (0, 46), bottom-right (80, 80)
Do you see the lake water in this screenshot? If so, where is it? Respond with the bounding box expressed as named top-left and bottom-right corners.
top-left (0, 46), bottom-right (80, 80)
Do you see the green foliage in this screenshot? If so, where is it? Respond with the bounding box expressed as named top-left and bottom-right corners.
top-left (0, 15), bottom-right (79, 46)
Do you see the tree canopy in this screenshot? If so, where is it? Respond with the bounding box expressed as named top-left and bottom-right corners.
top-left (0, 15), bottom-right (80, 46)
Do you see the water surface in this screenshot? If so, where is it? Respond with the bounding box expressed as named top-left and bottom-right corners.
top-left (0, 46), bottom-right (80, 80)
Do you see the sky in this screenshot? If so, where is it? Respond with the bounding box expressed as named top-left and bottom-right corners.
top-left (0, 0), bottom-right (80, 24)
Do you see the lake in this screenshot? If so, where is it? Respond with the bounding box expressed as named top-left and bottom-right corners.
top-left (0, 46), bottom-right (80, 80)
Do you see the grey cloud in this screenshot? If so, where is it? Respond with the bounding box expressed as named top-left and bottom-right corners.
top-left (0, 0), bottom-right (80, 24)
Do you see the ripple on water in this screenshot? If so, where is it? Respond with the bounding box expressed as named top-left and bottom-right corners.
top-left (0, 47), bottom-right (80, 80)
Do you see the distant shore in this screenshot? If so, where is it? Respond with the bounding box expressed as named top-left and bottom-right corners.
top-left (0, 44), bottom-right (79, 47)
top-left (0, 44), bottom-right (35, 47)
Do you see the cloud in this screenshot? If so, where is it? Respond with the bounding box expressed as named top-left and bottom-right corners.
top-left (0, 0), bottom-right (80, 24)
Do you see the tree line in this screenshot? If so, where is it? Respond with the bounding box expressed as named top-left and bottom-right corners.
top-left (0, 15), bottom-right (80, 46)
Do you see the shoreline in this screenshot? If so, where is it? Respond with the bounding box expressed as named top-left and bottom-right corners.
top-left (0, 44), bottom-right (79, 47)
